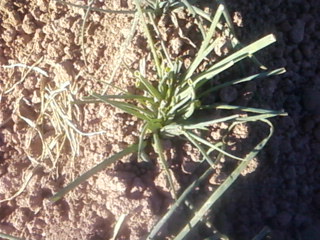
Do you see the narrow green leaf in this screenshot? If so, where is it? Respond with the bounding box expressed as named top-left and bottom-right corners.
top-left (216, 0), bottom-right (235, 36)
top-left (208, 104), bottom-right (287, 116)
top-left (181, 100), bottom-right (199, 120)
top-left (175, 119), bottom-right (275, 239)
top-left (221, 34), bottom-right (276, 66)
top-left (148, 147), bottom-right (227, 239)
top-left (237, 113), bottom-right (288, 122)
top-left (175, 82), bottom-right (197, 119)
top-left (184, 4), bottom-right (225, 80)
top-left (199, 67), bottom-right (286, 97)
top-left (0, 233), bottom-right (25, 240)
top-left (183, 130), bottom-right (215, 168)
top-left (194, 34), bottom-right (276, 88)
top-left (100, 80), bottom-right (129, 94)
top-left (102, 13), bottom-right (139, 94)
top-left (180, 2), bottom-right (267, 69)
top-left (92, 93), bottom-right (154, 120)
top-left (134, 0), bottom-right (162, 77)
top-left (138, 123), bottom-right (148, 161)
top-left (181, 0), bottom-right (206, 38)
top-left (147, 12), bottom-right (173, 68)
top-left (111, 214), bottom-right (128, 240)
top-left (167, 93), bottom-right (192, 117)
top-left (183, 114), bottom-right (239, 129)
top-left (153, 133), bottom-right (177, 199)
top-left (192, 60), bottom-right (235, 87)
top-left (49, 143), bottom-right (141, 202)
top-left (147, 165), bottom-right (214, 239)
top-left (173, 83), bottom-right (195, 104)
top-left (89, 94), bottom-right (152, 101)
top-left (135, 71), bottom-right (163, 101)
top-left (252, 226), bottom-right (272, 240)
top-left (188, 132), bottom-right (244, 161)
top-left (161, 124), bottom-right (184, 137)
top-left (182, 3), bottom-right (212, 22)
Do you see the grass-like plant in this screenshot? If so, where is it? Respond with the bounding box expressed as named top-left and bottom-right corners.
top-left (50, 1), bottom-right (287, 239)
top-left (0, 59), bottom-right (106, 204)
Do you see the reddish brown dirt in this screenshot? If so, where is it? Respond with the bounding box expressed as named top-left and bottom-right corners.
top-left (0, 1), bottom-right (160, 239)
top-left (0, 0), bottom-right (319, 240)
top-left (210, 0), bottom-right (320, 240)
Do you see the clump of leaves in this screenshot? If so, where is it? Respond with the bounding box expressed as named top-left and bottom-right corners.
top-left (50, 1), bottom-right (286, 239)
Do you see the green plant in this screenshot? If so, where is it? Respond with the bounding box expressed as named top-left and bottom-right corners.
top-left (50, 1), bottom-right (286, 239)
top-left (0, 232), bottom-right (25, 240)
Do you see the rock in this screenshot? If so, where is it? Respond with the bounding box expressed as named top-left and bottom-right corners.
top-left (22, 14), bottom-right (37, 34)
top-left (290, 20), bottom-right (305, 44)
top-left (209, 172), bottom-right (227, 185)
top-left (1, 26), bottom-right (16, 43)
top-left (181, 157), bottom-right (198, 175)
top-left (129, 177), bottom-right (146, 199)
